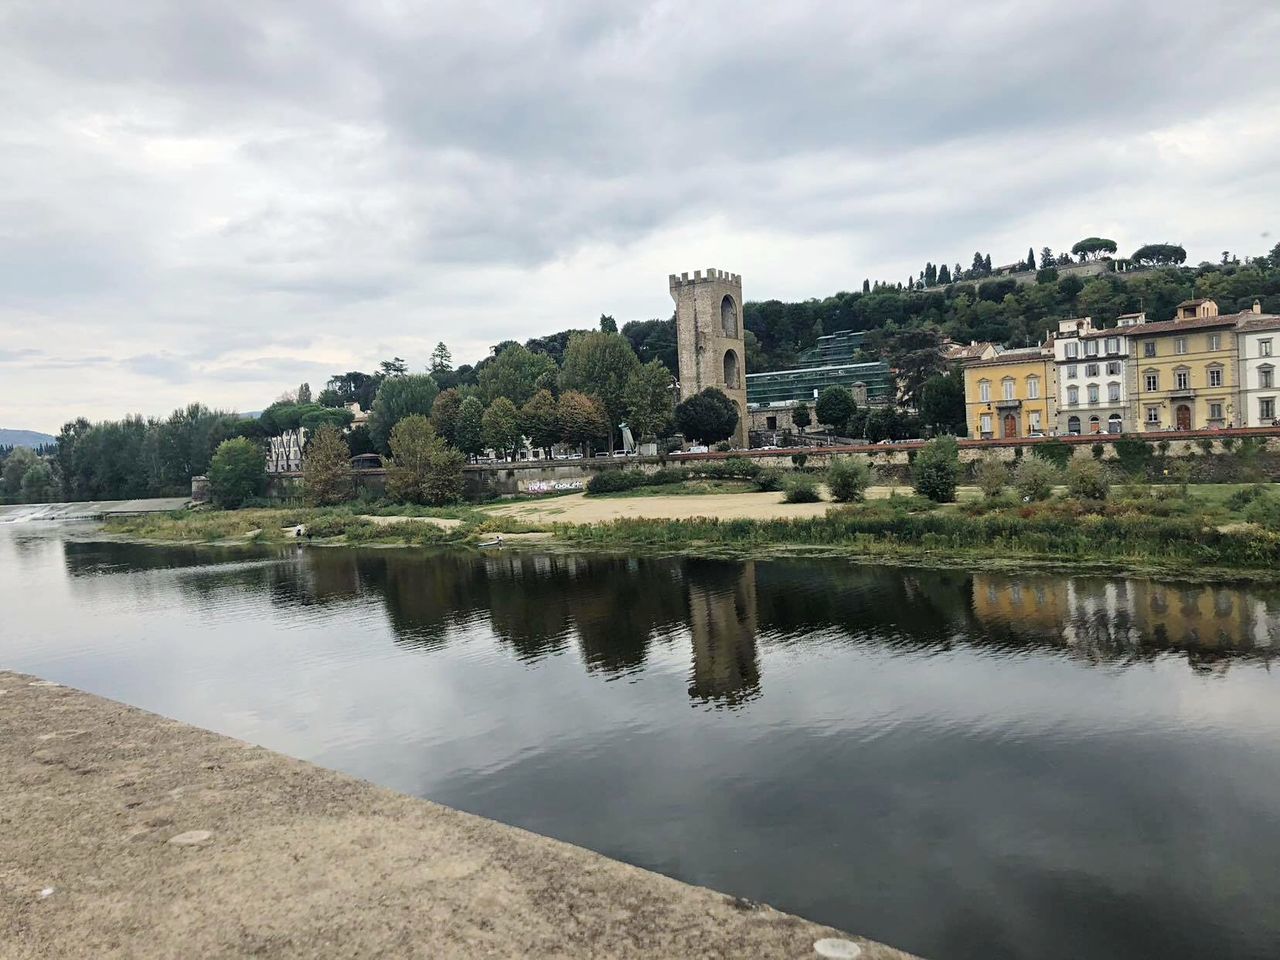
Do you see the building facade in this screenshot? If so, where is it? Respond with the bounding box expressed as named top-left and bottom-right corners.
top-left (1052, 315), bottom-right (1142, 435)
top-left (671, 268), bottom-right (748, 448)
top-left (1125, 300), bottom-right (1239, 431)
top-left (963, 347), bottom-right (1057, 439)
top-left (1235, 305), bottom-right (1280, 426)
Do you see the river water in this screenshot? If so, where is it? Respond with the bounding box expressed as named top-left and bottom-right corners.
top-left (3, 523), bottom-right (1279, 960)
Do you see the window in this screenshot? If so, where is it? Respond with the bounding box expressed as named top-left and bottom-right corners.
top-left (1029, 412), bottom-right (1041, 431)
top-left (1175, 369), bottom-right (1190, 390)
top-left (1065, 342), bottom-right (1079, 359)
top-left (1146, 406), bottom-right (1161, 424)
top-left (1261, 398), bottom-right (1275, 421)
top-left (1089, 416), bottom-right (1101, 434)
top-left (1087, 384), bottom-right (1099, 403)
top-left (1027, 376), bottom-right (1040, 399)
top-left (1105, 337), bottom-right (1120, 354)
top-left (1108, 382), bottom-right (1121, 402)
top-left (1261, 366), bottom-right (1274, 389)
top-left (1002, 377), bottom-right (1015, 400)
top-left (1208, 333), bottom-right (1221, 351)
top-left (1209, 402), bottom-right (1223, 421)
top-left (980, 414), bottom-right (992, 435)
top-left (1144, 371), bottom-right (1159, 392)
top-left (1175, 337), bottom-right (1187, 355)
top-left (1262, 339), bottom-right (1273, 358)
top-left (1108, 414), bottom-right (1122, 434)
top-left (1106, 361), bottom-right (1121, 375)
top-left (979, 379), bottom-right (990, 402)
top-left (1144, 341), bottom-right (1157, 358)
top-left (1085, 340), bottom-right (1098, 357)
top-left (1208, 366), bottom-right (1222, 388)
top-left (1085, 363), bottom-right (1099, 377)
top-left (1066, 364), bottom-right (1078, 379)
top-left (1068, 416), bottom-right (1081, 434)
top-left (1067, 386), bottom-right (1079, 405)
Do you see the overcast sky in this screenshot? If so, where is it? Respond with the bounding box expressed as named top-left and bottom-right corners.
top-left (3, 0), bottom-right (1278, 434)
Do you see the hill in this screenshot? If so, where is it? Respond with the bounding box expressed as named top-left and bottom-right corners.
top-left (0, 428), bottom-right (56, 448)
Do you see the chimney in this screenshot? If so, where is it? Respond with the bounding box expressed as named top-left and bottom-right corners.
top-left (1254, 299), bottom-right (1263, 315)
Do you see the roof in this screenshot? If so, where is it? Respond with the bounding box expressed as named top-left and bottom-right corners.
top-left (943, 341), bottom-right (997, 360)
top-left (745, 361), bottom-right (888, 378)
top-left (1236, 313), bottom-right (1280, 333)
top-left (1127, 313), bottom-right (1240, 336)
top-left (964, 347), bottom-right (1049, 370)
top-left (1175, 298), bottom-right (1212, 309)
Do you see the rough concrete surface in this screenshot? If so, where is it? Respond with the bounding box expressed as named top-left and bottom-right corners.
top-left (0, 672), bottom-right (920, 959)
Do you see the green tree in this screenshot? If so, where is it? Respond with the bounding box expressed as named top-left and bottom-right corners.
top-left (557, 390), bottom-right (610, 453)
top-left (791, 401), bottom-right (812, 432)
top-left (481, 397), bottom-right (523, 460)
top-left (2, 446), bottom-right (39, 499)
top-left (454, 396), bottom-right (485, 460)
top-left (917, 374), bottom-right (966, 435)
top-left (559, 331), bottom-right (641, 448)
top-left (1026, 247), bottom-right (1036, 271)
top-left (429, 388), bottom-right (464, 446)
top-left (385, 415), bottom-right (464, 505)
top-left (1066, 457), bottom-right (1110, 500)
top-left (815, 386), bottom-right (856, 433)
top-left (302, 425), bottom-right (352, 506)
top-left (1014, 458), bottom-right (1058, 501)
top-left (19, 460), bottom-right (55, 503)
top-left (827, 456), bottom-right (871, 503)
top-left (674, 387), bottom-right (739, 445)
top-left (1040, 247), bottom-right (1054, 270)
top-left (1130, 243), bottom-right (1187, 267)
top-left (622, 360), bottom-right (674, 441)
top-left (429, 342), bottom-right (453, 375)
top-left (368, 374), bottom-right (439, 453)
top-left (208, 438), bottom-right (265, 508)
top-left (912, 435), bottom-right (960, 502)
top-left (478, 343), bottom-right (557, 408)
top-left (519, 389), bottom-right (560, 455)
top-left (1071, 237), bottom-right (1118, 261)
top-left (379, 357), bottom-right (409, 378)
top-left (297, 382), bottom-right (312, 404)
top-left (974, 458), bottom-right (1007, 498)
top-left (599, 314), bottom-right (617, 333)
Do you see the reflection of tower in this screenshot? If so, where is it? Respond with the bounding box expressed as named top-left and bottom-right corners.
top-left (671, 268), bottom-right (747, 448)
top-left (687, 561), bottom-right (760, 706)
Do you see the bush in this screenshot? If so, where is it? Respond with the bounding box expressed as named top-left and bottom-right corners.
top-left (208, 438), bottom-right (266, 508)
top-left (791, 453), bottom-right (808, 470)
top-left (704, 456), bottom-right (760, 480)
top-left (1113, 437), bottom-right (1153, 477)
top-left (827, 457), bottom-right (872, 503)
top-left (1227, 484), bottom-right (1268, 512)
top-left (1014, 458), bottom-right (1058, 502)
top-left (783, 474), bottom-right (822, 503)
top-left (585, 468), bottom-right (688, 495)
top-left (1244, 494), bottom-right (1280, 531)
top-left (1066, 457), bottom-right (1110, 500)
top-left (754, 468), bottom-right (785, 492)
top-left (714, 440), bottom-right (733, 453)
top-left (912, 436), bottom-right (960, 503)
top-left (974, 458), bottom-right (1008, 498)
top-left (1091, 443), bottom-right (1105, 460)
top-left (1032, 438), bottom-right (1072, 469)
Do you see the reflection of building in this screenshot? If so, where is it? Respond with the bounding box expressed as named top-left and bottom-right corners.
top-left (971, 573), bottom-right (1068, 631)
top-left (687, 561), bottom-right (761, 706)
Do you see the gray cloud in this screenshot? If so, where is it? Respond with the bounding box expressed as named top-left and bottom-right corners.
top-left (0, 0), bottom-right (1278, 432)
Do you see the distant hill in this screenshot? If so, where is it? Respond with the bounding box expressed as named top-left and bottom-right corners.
top-left (0, 428), bottom-right (56, 448)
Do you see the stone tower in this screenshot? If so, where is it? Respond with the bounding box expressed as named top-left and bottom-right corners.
top-left (670, 268), bottom-right (747, 448)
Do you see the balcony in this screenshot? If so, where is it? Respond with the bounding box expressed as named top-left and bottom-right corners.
top-left (994, 398), bottom-right (1022, 410)
top-left (1170, 387), bottom-right (1194, 399)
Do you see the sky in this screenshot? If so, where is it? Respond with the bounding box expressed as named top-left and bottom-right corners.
top-left (2, 0), bottom-right (1278, 435)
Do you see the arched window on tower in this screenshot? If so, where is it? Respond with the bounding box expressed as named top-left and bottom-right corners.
top-left (721, 295), bottom-right (738, 337)
top-left (723, 349), bottom-right (740, 388)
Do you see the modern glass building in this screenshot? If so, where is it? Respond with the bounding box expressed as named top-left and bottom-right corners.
top-left (795, 330), bottom-right (868, 367)
top-left (745, 359), bottom-right (892, 406)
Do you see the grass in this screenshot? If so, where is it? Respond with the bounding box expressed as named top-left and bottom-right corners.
top-left (589, 479), bottom-right (757, 498)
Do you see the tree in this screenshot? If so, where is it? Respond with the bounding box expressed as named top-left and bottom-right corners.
top-left (557, 390), bottom-right (610, 453)
top-left (599, 314), bottom-right (617, 334)
top-left (379, 357), bottom-right (409, 378)
top-left (815, 386), bottom-right (856, 433)
top-left (454, 397), bottom-right (485, 460)
top-left (972, 251), bottom-right (985, 275)
top-left (982, 253), bottom-right (993, 274)
top-left (481, 397), bottom-right (523, 460)
top-left (429, 388), bottom-right (464, 446)
top-left (1026, 247), bottom-right (1036, 271)
top-left (296, 382), bottom-right (312, 404)
top-left (368, 374), bottom-right (439, 453)
top-left (1130, 243), bottom-right (1187, 267)
top-left (2, 446), bottom-right (39, 499)
top-left (1040, 247), bottom-right (1054, 270)
top-left (1071, 237), bottom-right (1118, 261)
top-left (912, 435), bottom-right (960, 503)
top-left (477, 342), bottom-right (557, 408)
top-left (519, 389), bottom-right (560, 455)
top-left (19, 461), bottom-right (55, 503)
top-left (862, 278), bottom-right (870, 294)
top-left (917, 373), bottom-right (966, 434)
top-left (429, 342), bottom-right (453, 375)
top-left (622, 360), bottom-right (674, 441)
top-left (302, 425), bottom-right (352, 506)
top-left (791, 401), bottom-right (812, 432)
top-left (827, 457), bottom-right (871, 503)
top-left (385, 415), bottom-right (464, 506)
top-left (872, 327), bottom-right (946, 406)
top-left (620, 317), bottom-right (678, 375)
top-left (559, 331), bottom-right (641, 448)
top-left (674, 387), bottom-right (739, 445)
top-left (208, 438), bottom-right (265, 508)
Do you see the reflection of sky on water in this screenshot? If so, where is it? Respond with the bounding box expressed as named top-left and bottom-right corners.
top-left (3, 526), bottom-right (1280, 960)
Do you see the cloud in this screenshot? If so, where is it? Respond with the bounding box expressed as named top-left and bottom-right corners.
top-left (0, 0), bottom-right (1278, 432)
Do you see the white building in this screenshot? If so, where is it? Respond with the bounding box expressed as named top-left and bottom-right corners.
top-left (1051, 314), bottom-right (1144, 435)
top-left (266, 428), bottom-right (306, 474)
top-left (1235, 305), bottom-right (1280, 426)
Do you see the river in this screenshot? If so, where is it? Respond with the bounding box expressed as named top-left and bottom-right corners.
top-left (3, 523), bottom-right (1279, 959)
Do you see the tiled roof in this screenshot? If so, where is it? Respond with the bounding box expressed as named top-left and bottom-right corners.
top-left (964, 348), bottom-right (1048, 369)
top-left (1127, 313), bottom-right (1241, 336)
top-left (1236, 313), bottom-right (1280, 333)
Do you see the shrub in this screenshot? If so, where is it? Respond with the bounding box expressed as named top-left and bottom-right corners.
top-left (791, 453), bottom-right (808, 470)
top-left (783, 474), bottom-right (822, 503)
top-left (754, 468), bottom-right (785, 492)
top-left (1244, 494), bottom-right (1280, 531)
top-left (1066, 458), bottom-right (1110, 500)
top-left (912, 436), bottom-right (960, 503)
top-left (827, 456), bottom-right (872, 503)
top-left (974, 458), bottom-right (1008, 498)
top-left (1032, 438), bottom-right (1072, 469)
top-left (714, 440), bottom-right (733, 452)
top-left (1014, 458), bottom-right (1058, 502)
top-left (1113, 437), bottom-right (1153, 478)
top-left (1091, 443), bottom-right (1105, 460)
top-left (1227, 485), bottom-right (1268, 512)
top-left (208, 438), bottom-right (266, 508)
top-left (1197, 438), bottom-right (1214, 455)
top-left (706, 456), bottom-right (761, 480)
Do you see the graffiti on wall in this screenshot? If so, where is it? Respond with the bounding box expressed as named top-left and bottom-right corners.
top-left (523, 479), bottom-right (585, 494)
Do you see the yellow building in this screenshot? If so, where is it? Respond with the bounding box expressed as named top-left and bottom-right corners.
top-left (963, 347), bottom-right (1057, 439)
top-left (1126, 299), bottom-right (1240, 431)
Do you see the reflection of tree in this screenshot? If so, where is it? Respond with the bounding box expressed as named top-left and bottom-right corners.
top-left (571, 556), bottom-right (687, 674)
top-left (686, 559), bottom-right (760, 707)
